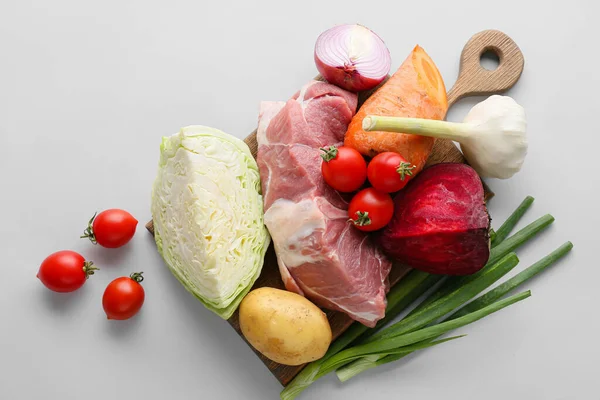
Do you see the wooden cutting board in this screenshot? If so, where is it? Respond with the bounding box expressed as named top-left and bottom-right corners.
top-left (146, 29), bottom-right (524, 386)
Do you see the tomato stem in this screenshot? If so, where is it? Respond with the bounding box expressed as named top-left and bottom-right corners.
top-left (80, 212), bottom-right (98, 244)
top-left (351, 211), bottom-right (372, 226)
top-left (396, 162), bottom-right (416, 181)
top-left (83, 261), bottom-right (99, 279)
top-left (320, 146), bottom-right (339, 162)
top-left (130, 272), bottom-right (144, 283)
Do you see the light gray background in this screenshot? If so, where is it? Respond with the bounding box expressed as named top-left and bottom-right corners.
top-left (1, 1), bottom-right (596, 399)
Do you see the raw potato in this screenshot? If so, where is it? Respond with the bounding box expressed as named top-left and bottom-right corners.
top-left (239, 287), bottom-right (332, 366)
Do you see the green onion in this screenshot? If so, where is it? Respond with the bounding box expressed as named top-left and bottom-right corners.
top-left (354, 272), bottom-right (444, 343)
top-left (489, 228), bottom-right (497, 244)
top-left (377, 272), bottom-right (444, 330)
top-left (327, 334), bottom-right (466, 365)
top-left (456, 241), bottom-right (572, 315)
top-left (487, 214), bottom-right (554, 266)
top-left (279, 270), bottom-right (441, 400)
top-left (326, 252), bottom-right (519, 382)
top-left (320, 270), bottom-right (441, 361)
top-left (336, 241), bottom-right (573, 381)
top-left (335, 355), bottom-right (380, 382)
top-left (491, 196), bottom-right (534, 247)
top-left (332, 213), bottom-right (554, 378)
top-left (312, 336), bottom-right (468, 391)
top-left (281, 202), bottom-right (552, 400)
top-left (363, 253), bottom-right (519, 344)
top-left (319, 291), bottom-right (531, 375)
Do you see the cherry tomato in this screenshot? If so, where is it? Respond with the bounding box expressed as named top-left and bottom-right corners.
top-left (82, 209), bottom-right (138, 248)
top-left (320, 145), bottom-right (367, 192)
top-left (102, 272), bottom-right (145, 320)
top-left (37, 250), bottom-right (98, 293)
top-left (348, 188), bottom-right (394, 232)
top-left (367, 152), bottom-right (416, 193)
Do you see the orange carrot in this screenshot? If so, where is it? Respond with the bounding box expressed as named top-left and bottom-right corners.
top-left (344, 45), bottom-right (448, 174)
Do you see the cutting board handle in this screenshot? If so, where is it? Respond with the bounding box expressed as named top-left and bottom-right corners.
top-left (447, 29), bottom-right (524, 106)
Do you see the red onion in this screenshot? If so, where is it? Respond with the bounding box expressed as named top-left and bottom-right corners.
top-left (314, 24), bottom-right (391, 92)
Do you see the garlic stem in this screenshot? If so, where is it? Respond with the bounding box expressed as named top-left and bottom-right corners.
top-left (362, 115), bottom-right (473, 141)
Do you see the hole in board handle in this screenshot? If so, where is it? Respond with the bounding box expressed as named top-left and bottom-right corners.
top-left (480, 49), bottom-right (500, 71)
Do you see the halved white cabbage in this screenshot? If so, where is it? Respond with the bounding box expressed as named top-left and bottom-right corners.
top-left (151, 125), bottom-right (270, 319)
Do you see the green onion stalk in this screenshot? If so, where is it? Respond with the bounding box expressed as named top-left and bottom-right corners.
top-left (336, 241), bottom-right (573, 381)
top-left (280, 196), bottom-right (546, 400)
top-left (332, 214), bottom-right (555, 377)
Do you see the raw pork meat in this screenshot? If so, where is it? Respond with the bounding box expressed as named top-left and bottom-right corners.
top-left (256, 81), bottom-right (392, 327)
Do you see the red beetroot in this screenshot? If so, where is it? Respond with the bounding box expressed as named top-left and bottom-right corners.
top-left (376, 163), bottom-right (491, 275)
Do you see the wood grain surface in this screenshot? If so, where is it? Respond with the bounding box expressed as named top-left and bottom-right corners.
top-left (447, 29), bottom-right (524, 105)
top-left (145, 29), bottom-right (524, 386)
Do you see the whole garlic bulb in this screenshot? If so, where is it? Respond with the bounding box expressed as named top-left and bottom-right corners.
top-left (460, 95), bottom-right (527, 179)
